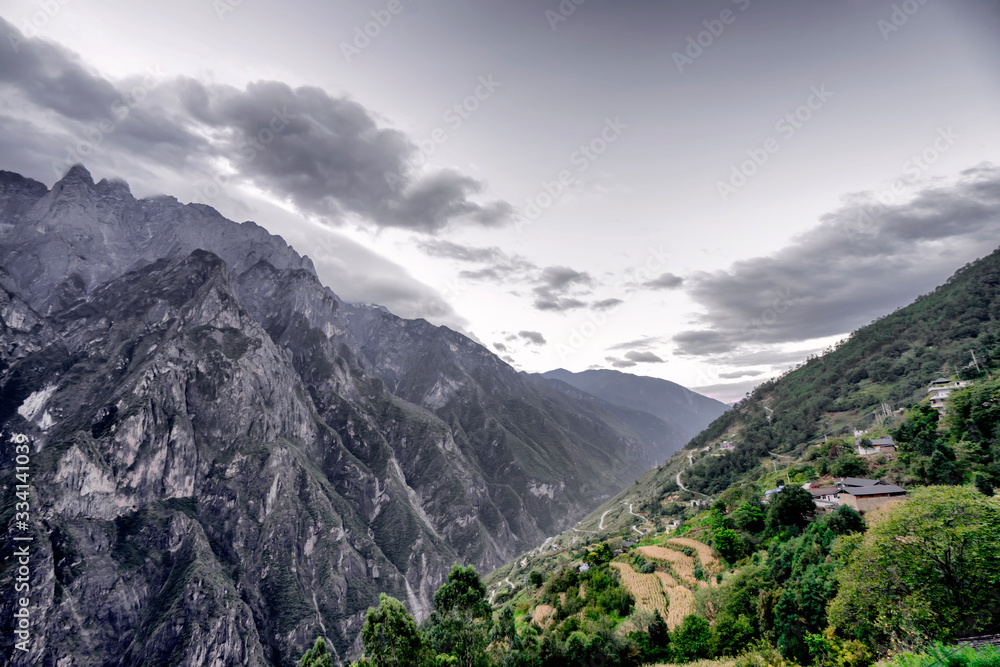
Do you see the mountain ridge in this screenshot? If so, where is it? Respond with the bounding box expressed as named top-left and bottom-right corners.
top-left (0, 165), bottom-right (704, 665)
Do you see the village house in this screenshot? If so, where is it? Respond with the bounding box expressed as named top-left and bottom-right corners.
top-left (928, 377), bottom-right (973, 414)
top-left (838, 483), bottom-right (907, 513)
top-left (856, 436), bottom-right (897, 456)
top-left (719, 441), bottom-right (736, 451)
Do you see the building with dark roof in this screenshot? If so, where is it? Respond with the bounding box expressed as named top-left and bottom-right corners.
top-left (839, 484), bottom-right (906, 513)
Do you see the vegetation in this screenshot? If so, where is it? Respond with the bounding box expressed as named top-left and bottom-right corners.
top-left (296, 250), bottom-right (1000, 667)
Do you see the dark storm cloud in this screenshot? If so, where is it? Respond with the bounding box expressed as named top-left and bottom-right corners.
top-left (532, 266), bottom-right (593, 312)
top-left (607, 336), bottom-right (664, 351)
top-left (592, 298), bottom-right (624, 311)
top-left (624, 350), bottom-right (665, 363)
top-left (605, 356), bottom-right (637, 369)
top-left (673, 165), bottom-right (1000, 356)
top-left (0, 19), bottom-right (512, 233)
top-left (418, 240), bottom-right (538, 283)
top-left (719, 370), bottom-right (764, 379)
top-left (604, 349), bottom-right (665, 368)
top-left (518, 331), bottom-right (547, 346)
top-left (537, 266), bottom-right (592, 291)
top-left (643, 272), bottom-right (684, 290)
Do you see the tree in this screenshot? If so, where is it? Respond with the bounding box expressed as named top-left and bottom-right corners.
top-left (528, 570), bottom-right (544, 588)
top-left (831, 454), bottom-right (869, 478)
top-left (767, 486), bottom-right (815, 530)
top-left (425, 564), bottom-right (492, 667)
top-left (648, 609), bottom-right (671, 659)
top-left (585, 542), bottom-right (614, 565)
top-left (299, 637), bottom-right (335, 667)
top-left (358, 594), bottom-right (426, 667)
top-left (713, 527), bottom-right (745, 564)
top-left (825, 504), bottom-right (865, 536)
top-left (672, 614), bottom-right (712, 661)
top-left (733, 502), bottom-right (766, 533)
top-left (975, 474), bottom-right (995, 497)
top-left (828, 486), bottom-right (1000, 654)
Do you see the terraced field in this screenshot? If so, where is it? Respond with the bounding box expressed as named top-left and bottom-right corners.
top-left (667, 537), bottom-right (722, 574)
top-left (636, 545), bottom-right (699, 586)
top-left (656, 572), bottom-right (695, 629)
top-left (611, 562), bottom-right (667, 617)
top-left (532, 604), bottom-right (555, 628)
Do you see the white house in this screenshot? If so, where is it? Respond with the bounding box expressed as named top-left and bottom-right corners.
top-left (928, 378), bottom-right (972, 414)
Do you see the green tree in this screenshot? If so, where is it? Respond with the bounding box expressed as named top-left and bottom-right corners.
top-left (733, 502), bottom-right (766, 533)
top-left (713, 527), bottom-right (745, 564)
top-left (828, 486), bottom-right (1000, 654)
top-left (831, 454), bottom-right (869, 478)
top-left (672, 614), bottom-right (712, 661)
top-left (585, 542), bottom-right (614, 565)
top-left (528, 570), bottom-right (544, 588)
top-left (767, 486), bottom-right (815, 530)
top-left (648, 608), bottom-right (671, 659)
top-left (825, 503), bottom-right (865, 535)
top-left (358, 594), bottom-right (426, 667)
top-left (975, 474), bottom-right (995, 496)
top-left (425, 564), bottom-right (492, 667)
top-left (299, 637), bottom-right (335, 667)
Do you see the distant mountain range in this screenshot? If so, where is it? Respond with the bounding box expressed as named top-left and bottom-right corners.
top-left (530, 369), bottom-right (728, 461)
top-left (0, 166), bottom-right (722, 665)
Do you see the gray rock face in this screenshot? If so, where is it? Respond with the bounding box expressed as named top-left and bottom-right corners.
top-left (0, 166), bottom-right (660, 666)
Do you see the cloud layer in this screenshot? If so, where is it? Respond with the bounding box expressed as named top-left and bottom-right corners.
top-left (0, 18), bottom-right (512, 234)
top-left (674, 164), bottom-right (1000, 356)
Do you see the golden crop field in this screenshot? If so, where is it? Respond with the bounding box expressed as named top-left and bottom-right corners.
top-left (531, 604), bottom-right (555, 628)
top-left (637, 545), bottom-right (699, 587)
top-left (611, 562), bottom-right (667, 617)
top-left (655, 571), bottom-right (695, 629)
top-left (667, 538), bottom-right (721, 573)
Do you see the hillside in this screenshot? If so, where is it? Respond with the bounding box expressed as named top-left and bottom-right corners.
top-left (680, 246), bottom-right (1000, 494)
top-left (526, 372), bottom-right (725, 462)
top-left (539, 369), bottom-right (729, 459)
top-left (0, 166), bottom-right (668, 666)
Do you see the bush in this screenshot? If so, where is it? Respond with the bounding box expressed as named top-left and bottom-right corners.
top-left (884, 644), bottom-right (1000, 667)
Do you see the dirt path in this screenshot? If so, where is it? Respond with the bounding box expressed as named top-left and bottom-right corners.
top-left (598, 509), bottom-right (613, 530)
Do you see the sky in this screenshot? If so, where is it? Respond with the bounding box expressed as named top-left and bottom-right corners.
top-left (1, 0), bottom-right (999, 402)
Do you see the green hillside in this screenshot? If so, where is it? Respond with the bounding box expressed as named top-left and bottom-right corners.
top-left (325, 248), bottom-right (1000, 667)
top-left (682, 245), bottom-right (1000, 495)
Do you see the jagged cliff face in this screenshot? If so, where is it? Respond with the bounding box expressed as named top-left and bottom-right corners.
top-left (0, 167), bottom-right (658, 666)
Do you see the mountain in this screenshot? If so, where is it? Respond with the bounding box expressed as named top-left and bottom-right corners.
top-left (678, 245), bottom-right (1000, 494)
top-left (0, 166), bottom-right (664, 665)
top-left (537, 368), bottom-right (729, 460)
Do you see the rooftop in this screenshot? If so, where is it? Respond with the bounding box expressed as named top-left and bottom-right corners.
top-left (840, 484), bottom-right (906, 497)
top-left (839, 477), bottom-right (884, 487)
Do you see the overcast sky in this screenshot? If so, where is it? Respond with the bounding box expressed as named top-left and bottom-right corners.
top-left (2, 0), bottom-right (999, 402)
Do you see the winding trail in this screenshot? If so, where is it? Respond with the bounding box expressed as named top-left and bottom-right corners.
top-left (598, 509), bottom-right (613, 530)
